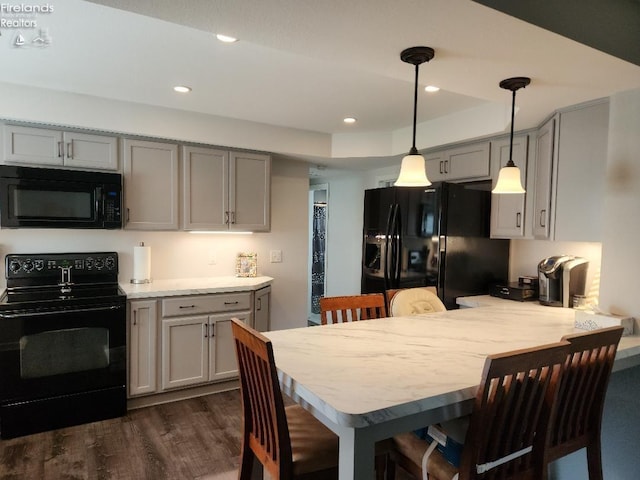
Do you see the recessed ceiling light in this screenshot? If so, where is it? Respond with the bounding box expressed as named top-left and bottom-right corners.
top-left (343, 117), bottom-right (357, 124)
top-left (173, 85), bottom-right (192, 93)
top-left (425, 85), bottom-right (440, 93)
top-left (216, 34), bottom-right (238, 43)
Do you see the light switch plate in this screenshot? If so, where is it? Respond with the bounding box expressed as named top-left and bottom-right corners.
top-left (270, 250), bottom-right (282, 263)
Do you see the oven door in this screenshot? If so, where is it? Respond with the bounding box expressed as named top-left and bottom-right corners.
top-left (0, 303), bottom-right (126, 405)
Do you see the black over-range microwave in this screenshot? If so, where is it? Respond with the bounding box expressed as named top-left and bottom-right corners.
top-left (0, 165), bottom-right (122, 229)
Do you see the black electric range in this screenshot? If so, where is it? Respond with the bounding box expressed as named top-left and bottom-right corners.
top-left (0, 252), bottom-right (127, 439)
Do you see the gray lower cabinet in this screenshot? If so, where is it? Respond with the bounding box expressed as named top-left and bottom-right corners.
top-left (160, 293), bottom-right (252, 391)
top-left (254, 286), bottom-right (271, 332)
top-left (128, 299), bottom-right (158, 397)
top-left (128, 291), bottom-right (259, 398)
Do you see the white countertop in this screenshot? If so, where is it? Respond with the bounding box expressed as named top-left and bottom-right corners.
top-left (265, 303), bottom-right (640, 428)
top-left (120, 276), bottom-right (273, 299)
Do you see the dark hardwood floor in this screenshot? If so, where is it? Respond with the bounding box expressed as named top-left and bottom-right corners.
top-left (0, 390), bottom-right (242, 480)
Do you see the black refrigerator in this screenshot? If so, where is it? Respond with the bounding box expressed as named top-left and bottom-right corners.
top-left (361, 182), bottom-right (509, 309)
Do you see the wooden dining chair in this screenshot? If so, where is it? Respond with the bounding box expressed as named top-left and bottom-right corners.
top-left (546, 326), bottom-right (624, 480)
top-left (319, 293), bottom-right (387, 325)
top-left (231, 318), bottom-right (392, 480)
top-left (389, 341), bottom-right (571, 480)
top-left (385, 287), bottom-right (445, 317)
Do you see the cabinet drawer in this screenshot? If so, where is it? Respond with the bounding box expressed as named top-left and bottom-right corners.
top-left (162, 293), bottom-right (252, 317)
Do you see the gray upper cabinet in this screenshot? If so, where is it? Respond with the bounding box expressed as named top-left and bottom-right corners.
top-left (425, 142), bottom-right (491, 183)
top-left (533, 100), bottom-right (609, 241)
top-left (182, 146), bottom-right (228, 230)
top-left (553, 101), bottom-right (609, 242)
top-left (2, 124), bottom-right (118, 170)
top-left (183, 147), bottom-right (270, 231)
top-left (490, 135), bottom-right (528, 238)
top-left (533, 116), bottom-right (556, 239)
top-left (229, 152), bottom-right (271, 232)
top-left (123, 139), bottom-right (179, 230)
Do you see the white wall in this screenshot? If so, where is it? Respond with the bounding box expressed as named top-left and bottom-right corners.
top-left (315, 173), bottom-right (366, 296)
top-left (0, 82), bottom-right (331, 159)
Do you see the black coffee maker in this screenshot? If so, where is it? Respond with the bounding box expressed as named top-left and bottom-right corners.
top-left (538, 255), bottom-right (588, 307)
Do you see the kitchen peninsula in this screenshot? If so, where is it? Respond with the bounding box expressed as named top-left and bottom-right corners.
top-left (121, 276), bottom-right (273, 408)
top-left (265, 303), bottom-right (640, 479)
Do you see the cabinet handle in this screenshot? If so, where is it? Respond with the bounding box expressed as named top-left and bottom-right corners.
top-left (257, 298), bottom-right (262, 311)
top-left (224, 301), bottom-right (239, 305)
top-left (66, 142), bottom-right (73, 159)
top-left (540, 209), bottom-right (546, 228)
top-left (516, 212), bottom-right (521, 228)
top-left (210, 323), bottom-right (215, 337)
top-left (444, 160), bottom-right (449, 174)
top-left (126, 208), bottom-right (130, 224)
top-left (133, 310), bottom-right (136, 326)
top-left (57, 141), bottom-right (63, 158)
top-left (179, 304), bottom-right (196, 309)
top-left (230, 211), bottom-right (236, 224)
top-left (439, 160), bottom-right (444, 174)
top-left (203, 323), bottom-right (208, 338)
top-left (225, 211), bottom-right (230, 225)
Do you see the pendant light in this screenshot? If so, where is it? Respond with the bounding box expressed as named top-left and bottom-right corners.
top-left (394, 46), bottom-right (435, 187)
top-left (492, 76), bottom-right (531, 194)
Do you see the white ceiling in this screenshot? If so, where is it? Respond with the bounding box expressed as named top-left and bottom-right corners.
top-left (1, 0), bottom-right (639, 168)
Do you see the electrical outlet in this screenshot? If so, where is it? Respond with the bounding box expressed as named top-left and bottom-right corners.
top-left (270, 250), bottom-right (282, 263)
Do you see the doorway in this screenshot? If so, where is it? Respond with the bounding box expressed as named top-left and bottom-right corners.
top-left (308, 184), bottom-right (328, 325)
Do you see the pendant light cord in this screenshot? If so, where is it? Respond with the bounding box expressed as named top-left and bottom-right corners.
top-left (410, 63), bottom-right (419, 155)
top-left (507, 89), bottom-right (516, 167)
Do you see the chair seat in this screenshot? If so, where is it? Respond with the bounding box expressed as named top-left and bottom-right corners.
top-left (287, 404), bottom-right (393, 477)
top-left (287, 404), bottom-right (339, 475)
top-left (392, 432), bottom-right (457, 480)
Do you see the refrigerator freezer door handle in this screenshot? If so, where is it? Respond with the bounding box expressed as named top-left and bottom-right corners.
top-left (394, 204), bottom-right (402, 286)
top-left (383, 204), bottom-right (395, 290)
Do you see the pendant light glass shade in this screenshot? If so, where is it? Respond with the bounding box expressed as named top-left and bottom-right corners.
top-left (492, 77), bottom-right (530, 194)
top-left (395, 152), bottom-right (431, 186)
top-left (492, 163), bottom-right (525, 193)
top-left (394, 46), bottom-right (434, 187)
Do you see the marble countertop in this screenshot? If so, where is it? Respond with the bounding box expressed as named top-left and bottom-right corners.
top-left (457, 294), bottom-right (550, 309)
top-left (120, 276), bottom-right (273, 299)
top-left (265, 304), bottom-right (640, 428)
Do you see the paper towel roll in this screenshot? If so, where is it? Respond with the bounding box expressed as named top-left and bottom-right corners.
top-left (131, 242), bottom-right (151, 284)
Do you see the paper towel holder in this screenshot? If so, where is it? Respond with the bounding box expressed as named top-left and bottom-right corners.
top-left (130, 241), bottom-right (152, 284)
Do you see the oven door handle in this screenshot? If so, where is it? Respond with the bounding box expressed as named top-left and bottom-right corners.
top-left (0, 304), bottom-right (124, 319)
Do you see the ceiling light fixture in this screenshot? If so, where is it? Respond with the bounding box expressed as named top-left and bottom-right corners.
top-left (343, 117), bottom-right (357, 124)
top-left (394, 46), bottom-right (435, 187)
top-left (216, 34), bottom-right (238, 43)
top-left (173, 85), bottom-right (192, 93)
top-left (492, 76), bottom-right (531, 194)
top-left (425, 85), bottom-right (440, 93)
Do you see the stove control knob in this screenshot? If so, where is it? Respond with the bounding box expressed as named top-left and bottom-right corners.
top-left (85, 257), bottom-right (94, 270)
top-left (94, 258), bottom-right (104, 270)
top-left (22, 259), bottom-right (34, 273)
top-left (9, 260), bottom-right (21, 274)
top-left (34, 259), bottom-right (45, 271)
top-left (105, 256), bottom-right (116, 270)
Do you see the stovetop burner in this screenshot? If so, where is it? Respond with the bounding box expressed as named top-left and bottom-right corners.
top-left (1, 252), bottom-right (125, 312)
